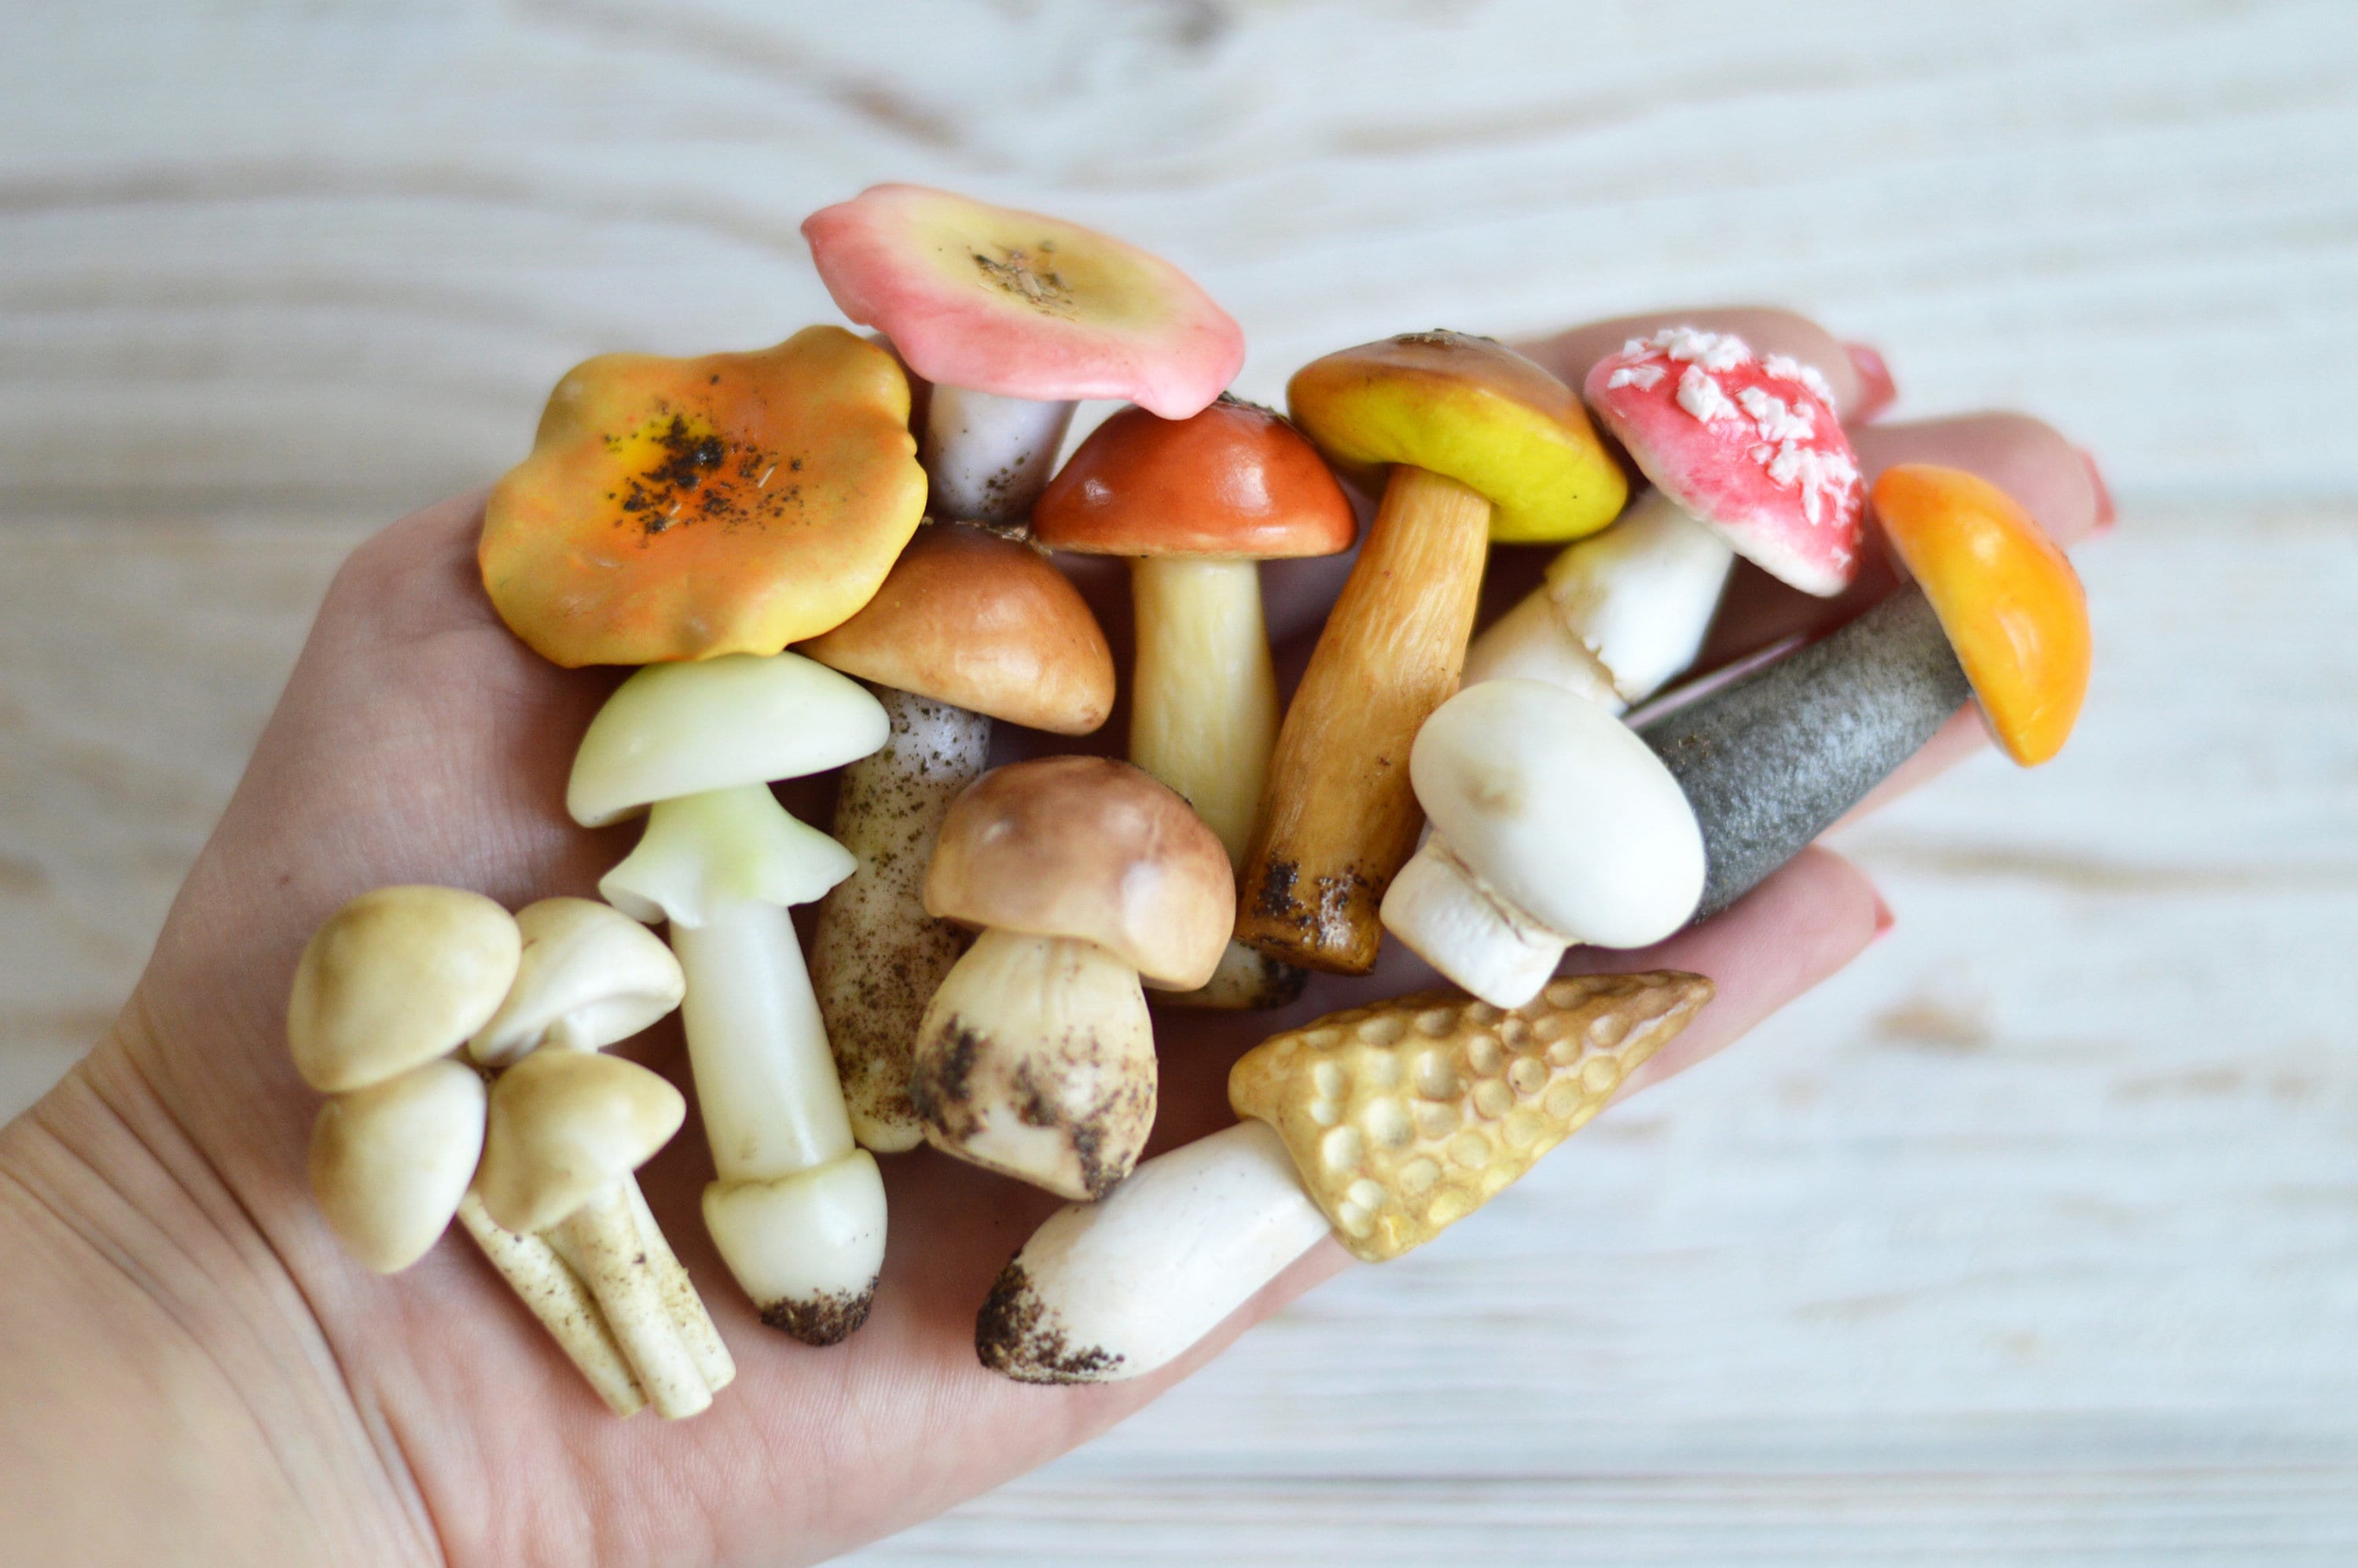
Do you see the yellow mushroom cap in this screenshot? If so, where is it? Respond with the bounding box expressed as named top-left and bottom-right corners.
top-left (476, 1049), bottom-right (685, 1236)
top-left (1871, 463), bottom-right (2093, 767)
top-left (1286, 331), bottom-right (1628, 545)
top-left (309, 1059), bottom-right (488, 1274)
top-left (288, 887), bottom-right (521, 1094)
top-left (479, 325), bottom-right (927, 667)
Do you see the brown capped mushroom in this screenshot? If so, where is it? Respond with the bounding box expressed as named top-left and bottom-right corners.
top-left (914, 756), bottom-right (1232, 1199)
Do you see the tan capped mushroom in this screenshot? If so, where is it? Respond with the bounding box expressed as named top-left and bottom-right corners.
top-left (1237, 332), bottom-right (1627, 975)
top-left (288, 885), bottom-right (520, 1094)
top-left (799, 523), bottom-right (1115, 1153)
top-left (469, 896), bottom-right (686, 1068)
top-left (976, 973), bottom-right (1711, 1384)
top-left (915, 756), bottom-right (1232, 1199)
top-left (308, 1059), bottom-right (487, 1275)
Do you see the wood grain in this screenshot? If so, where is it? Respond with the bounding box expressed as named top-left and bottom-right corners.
top-left (2, 2), bottom-right (2353, 1562)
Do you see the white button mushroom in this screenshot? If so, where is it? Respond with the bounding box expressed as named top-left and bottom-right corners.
top-left (307, 1059), bottom-right (487, 1275)
top-left (1379, 680), bottom-right (1706, 1009)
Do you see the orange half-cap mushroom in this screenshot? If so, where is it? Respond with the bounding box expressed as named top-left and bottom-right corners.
top-left (1872, 463), bottom-right (2092, 766)
top-left (481, 325), bottom-right (925, 667)
top-left (797, 523), bottom-right (1115, 735)
top-left (1286, 331), bottom-right (1626, 544)
top-left (802, 185), bottom-right (1244, 420)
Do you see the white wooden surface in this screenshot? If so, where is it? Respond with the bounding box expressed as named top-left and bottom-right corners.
top-left (4, 2), bottom-right (2356, 1562)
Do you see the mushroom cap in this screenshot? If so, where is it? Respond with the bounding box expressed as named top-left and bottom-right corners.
top-left (801, 184), bottom-right (1244, 420)
top-left (1030, 398), bottom-right (1358, 561)
top-left (567, 650), bottom-right (889, 828)
top-left (288, 887), bottom-right (522, 1094)
top-left (1284, 330), bottom-right (1626, 545)
top-left (477, 1048), bottom-right (686, 1236)
top-left (479, 325), bottom-right (927, 667)
top-left (1871, 463), bottom-right (2092, 766)
top-left (797, 524), bottom-right (1116, 734)
top-left (1411, 679), bottom-right (1705, 948)
top-left (1584, 327), bottom-right (1864, 597)
top-left (309, 1059), bottom-right (489, 1274)
top-left (924, 755), bottom-right (1233, 990)
top-left (468, 898), bottom-right (686, 1068)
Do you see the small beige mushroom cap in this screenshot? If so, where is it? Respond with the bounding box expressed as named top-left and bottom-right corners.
top-left (468, 898), bottom-right (686, 1067)
top-left (924, 756), bottom-right (1234, 990)
top-left (309, 1059), bottom-right (488, 1273)
top-left (477, 1049), bottom-right (685, 1236)
top-left (288, 887), bottom-right (522, 1094)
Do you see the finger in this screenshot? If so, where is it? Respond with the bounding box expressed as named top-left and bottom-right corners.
top-left (1515, 306), bottom-right (1890, 422)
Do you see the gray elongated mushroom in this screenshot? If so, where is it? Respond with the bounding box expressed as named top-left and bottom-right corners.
top-left (798, 523), bottom-right (1115, 1154)
top-left (1640, 461), bottom-right (2092, 919)
top-left (570, 650), bottom-right (894, 1344)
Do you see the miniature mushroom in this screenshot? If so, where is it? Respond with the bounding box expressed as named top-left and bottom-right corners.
top-left (803, 184), bottom-right (1244, 527)
top-left (570, 651), bottom-right (894, 1343)
top-left (914, 756), bottom-right (1232, 1199)
top-left (978, 974), bottom-right (1710, 1383)
top-left (1464, 329), bottom-right (1865, 708)
top-left (308, 1059), bottom-right (488, 1275)
top-left (1236, 331), bottom-right (1627, 975)
top-left (1380, 678), bottom-right (1707, 1008)
top-left (797, 523), bottom-right (1116, 1152)
top-left (479, 325), bottom-right (927, 667)
top-left (1640, 463), bottom-right (2092, 917)
top-left (1032, 396), bottom-right (1357, 1008)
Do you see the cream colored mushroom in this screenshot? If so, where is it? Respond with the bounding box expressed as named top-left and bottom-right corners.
top-left (469, 897), bottom-right (685, 1067)
top-left (307, 1059), bottom-right (487, 1274)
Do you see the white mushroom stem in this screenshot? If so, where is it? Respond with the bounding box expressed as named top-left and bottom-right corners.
top-left (1463, 488), bottom-right (1736, 709)
top-left (457, 1192), bottom-right (647, 1418)
top-left (545, 1185), bottom-right (715, 1419)
top-left (976, 1119), bottom-right (1330, 1384)
top-left (811, 685), bottom-right (994, 1153)
top-left (1380, 839), bottom-right (1576, 1011)
top-left (1128, 556), bottom-right (1301, 1010)
top-left (921, 384), bottom-right (1075, 526)
top-left (621, 1176), bottom-right (736, 1393)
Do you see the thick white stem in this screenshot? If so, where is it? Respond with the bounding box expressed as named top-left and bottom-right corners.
top-left (976, 1120), bottom-right (1331, 1384)
top-left (921, 384), bottom-right (1075, 526)
top-left (553, 1184), bottom-right (713, 1419)
top-left (457, 1192), bottom-right (646, 1417)
top-left (1380, 835), bottom-right (1574, 1009)
top-left (1129, 556), bottom-right (1301, 1010)
top-left (811, 686), bottom-right (993, 1153)
top-left (1464, 489), bottom-right (1736, 707)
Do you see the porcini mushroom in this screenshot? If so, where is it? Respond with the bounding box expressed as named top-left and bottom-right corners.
top-left (1236, 332), bottom-right (1626, 975)
top-left (803, 183), bottom-right (1244, 527)
top-left (1032, 397), bottom-right (1357, 1008)
top-left (1640, 463), bottom-right (2092, 917)
top-left (978, 974), bottom-right (1710, 1383)
top-left (798, 523), bottom-right (1116, 1151)
top-left (570, 651), bottom-right (894, 1343)
top-left (465, 897), bottom-right (733, 1412)
top-left (1380, 678), bottom-right (1707, 1008)
top-left (1464, 329), bottom-right (1865, 708)
top-left (479, 325), bottom-right (926, 666)
top-left (914, 756), bottom-right (1232, 1199)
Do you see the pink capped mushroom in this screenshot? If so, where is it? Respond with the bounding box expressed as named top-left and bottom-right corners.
top-left (802, 184), bottom-right (1245, 526)
top-left (1464, 328), bottom-right (1866, 711)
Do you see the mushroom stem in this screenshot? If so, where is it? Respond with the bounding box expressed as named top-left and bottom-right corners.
top-left (1381, 838), bottom-right (1576, 1008)
top-left (672, 901), bottom-right (889, 1339)
top-left (920, 384), bottom-right (1074, 526)
top-left (910, 927), bottom-right (1157, 1201)
top-left (1128, 556), bottom-right (1303, 1010)
top-left (1640, 585), bottom-right (1970, 920)
top-left (975, 1119), bottom-right (1329, 1384)
top-left (811, 685), bottom-right (994, 1152)
top-left (1463, 488), bottom-right (1735, 708)
top-left (549, 1185), bottom-right (714, 1420)
top-left (456, 1192), bottom-right (648, 1418)
top-left (620, 1176), bottom-right (735, 1393)
top-left (1237, 465), bottom-right (1493, 974)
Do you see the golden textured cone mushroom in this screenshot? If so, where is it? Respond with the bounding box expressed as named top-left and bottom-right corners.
top-left (1229, 972), bottom-right (1712, 1261)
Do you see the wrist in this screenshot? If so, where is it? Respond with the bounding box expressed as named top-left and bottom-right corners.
top-left (0, 1010), bottom-right (439, 1567)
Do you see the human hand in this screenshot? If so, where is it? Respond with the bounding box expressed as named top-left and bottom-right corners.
top-left (0, 307), bottom-right (2104, 1566)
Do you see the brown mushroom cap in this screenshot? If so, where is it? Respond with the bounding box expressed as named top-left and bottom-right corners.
top-left (924, 756), bottom-right (1233, 989)
top-left (796, 524), bottom-right (1116, 735)
top-left (288, 887), bottom-right (522, 1094)
top-left (1030, 398), bottom-right (1357, 560)
top-left (477, 1048), bottom-right (685, 1236)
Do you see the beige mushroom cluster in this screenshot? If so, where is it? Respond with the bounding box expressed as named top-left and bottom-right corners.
top-left (290, 887), bottom-right (731, 1419)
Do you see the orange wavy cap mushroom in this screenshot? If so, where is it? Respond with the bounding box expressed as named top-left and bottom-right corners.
top-left (481, 325), bottom-right (926, 667)
top-left (1871, 463), bottom-right (2092, 766)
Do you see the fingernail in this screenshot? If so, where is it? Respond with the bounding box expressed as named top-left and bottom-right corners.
top-left (2079, 448), bottom-right (2115, 535)
top-left (1843, 342), bottom-right (1896, 423)
top-left (1870, 890), bottom-right (1897, 944)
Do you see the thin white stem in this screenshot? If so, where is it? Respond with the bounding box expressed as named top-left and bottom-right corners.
top-left (811, 686), bottom-right (993, 1152)
top-left (457, 1192), bottom-right (646, 1417)
top-left (552, 1185), bottom-right (713, 1419)
top-left (620, 1177), bottom-right (734, 1394)
top-left (921, 384), bottom-right (1075, 525)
